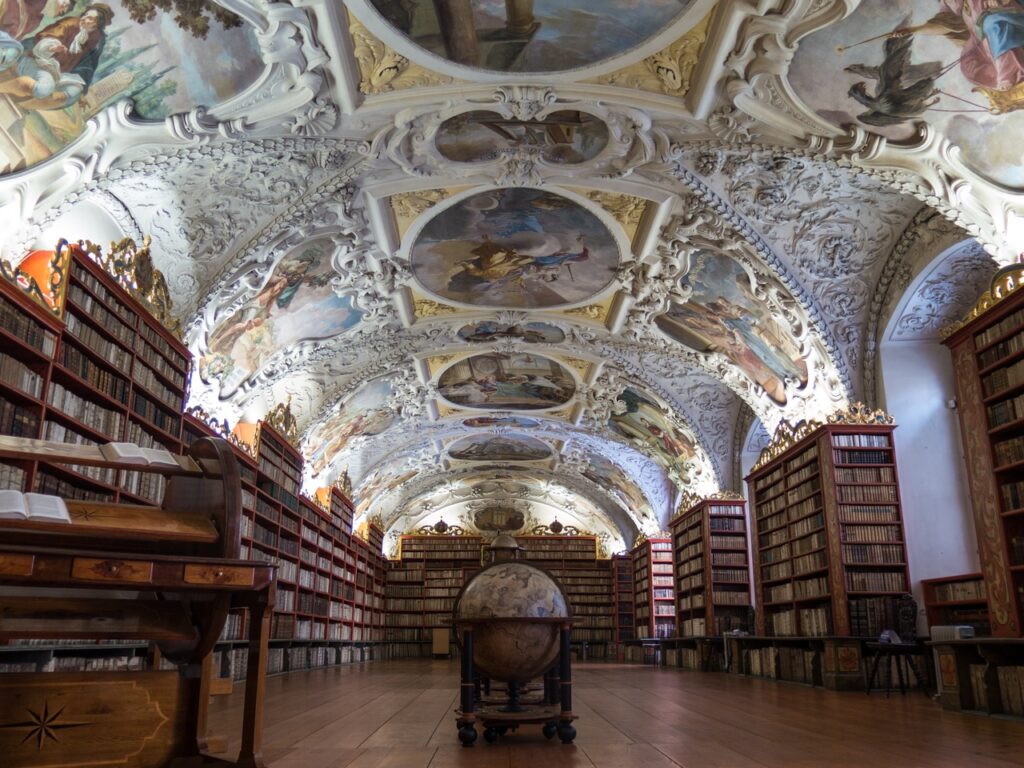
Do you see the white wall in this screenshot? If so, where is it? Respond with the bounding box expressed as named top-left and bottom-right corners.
top-left (879, 341), bottom-right (980, 635)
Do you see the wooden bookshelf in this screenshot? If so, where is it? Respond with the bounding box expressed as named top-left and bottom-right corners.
top-left (945, 276), bottom-right (1024, 638)
top-left (0, 244), bottom-right (188, 507)
top-left (747, 415), bottom-right (911, 639)
top-left (632, 537), bottom-right (675, 639)
top-left (612, 553), bottom-right (635, 646)
top-left (922, 572), bottom-right (990, 636)
top-left (183, 414), bottom-right (387, 673)
top-left (386, 534), bottom-right (484, 657)
top-left (515, 535), bottom-right (614, 652)
top-left (671, 496), bottom-right (752, 637)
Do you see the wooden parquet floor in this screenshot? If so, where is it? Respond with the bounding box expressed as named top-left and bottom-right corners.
top-left (206, 659), bottom-right (1024, 767)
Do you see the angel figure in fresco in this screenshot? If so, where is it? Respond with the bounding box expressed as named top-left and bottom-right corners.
top-left (448, 233), bottom-right (590, 294)
top-left (639, 417), bottom-right (692, 460)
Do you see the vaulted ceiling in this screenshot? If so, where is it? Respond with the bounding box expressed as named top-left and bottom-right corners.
top-left (1, 0), bottom-right (1017, 555)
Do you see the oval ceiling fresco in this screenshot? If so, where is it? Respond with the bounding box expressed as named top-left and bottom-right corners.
top-left (437, 352), bottom-right (576, 410)
top-left (457, 319), bottom-right (565, 343)
top-left (437, 110), bottom-right (608, 163)
top-left (787, 0), bottom-right (1024, 187)
top-left (366, 0), bottom-right (696, 73)
top-left (410, 188), bottom-right (619, 309)
top-left (200, 238), bottom-right (364, 397)
top-left (304, 378), bottom-right (397, 478)
top-left (448, 433), bottom-right (552, 461)
top-left (462, 415), bottom-right (540, 429)
top-left (0, 1), bottom-right (263, 174)
top-left (654, 251), bottom-right (809, 406)
top-left (609, 387), bottom-right (695, 474)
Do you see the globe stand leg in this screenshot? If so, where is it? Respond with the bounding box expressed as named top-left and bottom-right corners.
top-left (458, 627), bottom-right (476, 747)
top-left (500, 680), bottom-right (524, 712)
top-left (558, 624), bottom-right (575, 743)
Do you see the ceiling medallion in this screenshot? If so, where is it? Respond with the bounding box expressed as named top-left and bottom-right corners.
top-left (363, 0), bottom-right (699, 74)
top-left (448, 433), bottom-right (552, 461)
top-left (410, 188), bottom-right (620, 309)
top-left (436, 353), bottom-right (576, 411)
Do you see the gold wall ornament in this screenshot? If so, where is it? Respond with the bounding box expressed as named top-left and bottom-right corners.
top-left (413, 296), bottom-right (462, 320)
top-left (941, 260), bottom-right (1024, 340)
top-left (752, 418), bottom-right (822, 472)
top-left (562, 302), bottom-right (609, 323)
top-left (673, 491), bottom-right (704, 518)
top-left (825, 402), bottom-right (895, 426)
top-left (264, 396), bottom-right (300, 447)
top-left (348, 13), bottom-right (453, 95)
top-left (591, 12), bottom-right (712, 97)
top-left (560, 356), bottom-right (592, 380)
top-left (391, 189), bottom-right (451, 220)
top-left (632, 531), bottom-right (649, 547)
top-left (581, 191), bottom-right (649, 244)
top-left (82, 236), bottom-right (181, 338)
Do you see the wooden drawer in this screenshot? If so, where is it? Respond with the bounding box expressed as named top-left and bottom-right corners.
top-left (0, 553), bottom-right (34, 577)
top-left (183, 564), bottom-right (255, 587)
top-left (72, 558), bottom-right (154, 583)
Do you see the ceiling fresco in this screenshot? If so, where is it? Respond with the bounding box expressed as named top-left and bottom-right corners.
top-left (436, 352), bottom-right (576, 410)
top-left (409, 187), bottom-right (620, 309)
top-left (0, 0), bottom-right (262, 173)
top-left (448, 433), bottom-right (553, 461)
top-left (364, 0), bottom-right (698, 73)
top-left (1, 0), bottom-right (1013, 549)
top-left (788, 0), bottom-right (1024, 187)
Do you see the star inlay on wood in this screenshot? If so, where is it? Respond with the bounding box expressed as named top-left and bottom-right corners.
top-left (0, 701), bottom-right (91, 750)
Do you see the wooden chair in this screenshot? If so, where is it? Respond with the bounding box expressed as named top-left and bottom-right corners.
top-left (0, 435), bottom-right (275, 768)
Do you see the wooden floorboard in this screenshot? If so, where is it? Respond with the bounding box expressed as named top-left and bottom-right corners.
top-left (206, 659), bottom-right (1024, 767)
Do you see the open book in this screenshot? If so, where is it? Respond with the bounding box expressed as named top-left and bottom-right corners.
top-left (0, 490), bottom-right (71, 522)
top-left (100, 442), bottom-right (180, 468)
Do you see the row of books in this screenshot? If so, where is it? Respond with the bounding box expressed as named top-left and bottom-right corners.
top-left (846, 571), bottom-right (907, 593)
top-left (842, 543), bottom-right (904, 564)
top-left (930, 578), bottom-right (986, 603)
top-left (0, 461), bottom-right (26, 490)
top-left (0, 294), bottom-right (56, 355)
top-left (999, 479), bottom-right (1024, 510)
top-left (835, 466), bottom-right (894, 484)
top-left (0, 352), bottom-right (43, 397)
top-left (60, 342), bottom-right (130, 404)
top-left (0, 397), bottom-right (39, 436)
top-left (132, 390), bottom-right (180, 435)
top-left (832, 449), bottom-right (891, 465)
top-left (838, 504), bottom-right (900, 523)
top-left (711, 551), bottom-right (746, 567)
top-left (66, 283), bottom-right (134, 348)
top-left (840, 523), bottom-right (902, 543)
top-left (64, 309), bottom-right (133, 373)
top-left (832, 434), bottom-right (890, 448)
top-left (131, 358), bottom-right (183, 411)
top-left (48, 381), bottom-right (123, 438)
top-left (713, 590), bottom-right (750, 605)
top-left (836, 485), bottom-right (898, 504)
top-left (987, 391), bottom-right (1024, 429)
top-left (709, 516), bottom-right (745, 531)
top-left (984, 355), bottom-right (1024, 397)
top-left (976, 302), bottom-right (1024, 349)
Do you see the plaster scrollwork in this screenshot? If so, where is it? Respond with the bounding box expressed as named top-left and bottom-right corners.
top-left (0, 1), bottom-right (332, 223)
top-left (347, 14), bottom-right (453, 94)
top-left (715, 0), bottom-right (1024, 260)
top-left (370, 86), bottom-right (662, 182)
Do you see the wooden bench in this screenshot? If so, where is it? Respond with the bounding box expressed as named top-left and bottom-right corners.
top-left (0, 435), bottom-right (275, 768)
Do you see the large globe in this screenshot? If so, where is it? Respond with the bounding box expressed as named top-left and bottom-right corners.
top-left (454, 561), bottom-right (570, 684)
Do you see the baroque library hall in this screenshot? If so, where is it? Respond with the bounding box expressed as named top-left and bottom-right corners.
top-left (4, 1), bottom-right (1024, 766)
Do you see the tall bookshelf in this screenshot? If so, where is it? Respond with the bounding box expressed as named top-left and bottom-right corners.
top-left (945, 275), bottom-right (1024, 637)
top-left (746, 412), bottom-right (910, 638)
top-left (671, 495), bottom-right (752, 637)
top-left (632, 536), bottom-right (675, 638)
top-left (0, 243), bottom-right (188, 505)
top-left (612, 553), bottom-right (635, 645)
top-left (385, 534), bottom-right (484, 657)
top-left (515, 535), bottom-right (614, 651)
top-left (183, 413), bottom-right (387, 676)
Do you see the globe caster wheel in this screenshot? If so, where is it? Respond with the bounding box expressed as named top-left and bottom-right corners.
top-left (558, 722), bottom-right (577, 744)
top-left (542, 722), bottom-right (557, 740)
top-left (458, 724), bottom-right (477, 747)
top-left (484, 727), bottom-right (499, 743)
top-left (496, 726), bottom-right (509, 735)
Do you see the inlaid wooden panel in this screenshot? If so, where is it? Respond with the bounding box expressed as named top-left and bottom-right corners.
top-left (71, 557), bottom-right (153, 583)
top-left (183, 564), bottom-right (255, 587)
top-left (0, 672), bottom-right (195, 768)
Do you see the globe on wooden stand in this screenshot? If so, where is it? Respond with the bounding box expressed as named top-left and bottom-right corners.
top-left (452, 535), bottom-right (577, 746)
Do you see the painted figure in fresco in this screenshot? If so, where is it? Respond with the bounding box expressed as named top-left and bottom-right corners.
top-left (458, 321), bottom-right (559, 344)
top-left (846, 34), bottom-right (943, 125)
top-left (858, 1), bottom-right (1024, 117)
top-left (0, 3), bottom-right (113, 110)
top-left (447, 233), bottom-right (589, 294)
